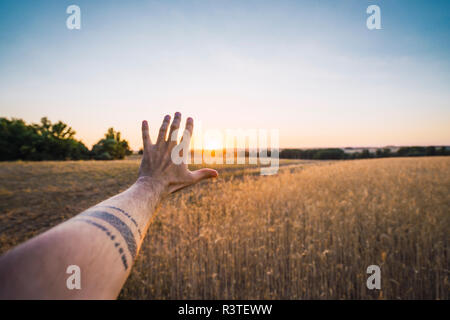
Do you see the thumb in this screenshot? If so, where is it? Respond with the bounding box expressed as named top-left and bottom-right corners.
top-left (191, 168), bottom-right (219, 183)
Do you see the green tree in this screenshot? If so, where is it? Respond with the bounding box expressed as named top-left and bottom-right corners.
top-left (0, 117), bottom-right (89, 161)
top-left (425, 146), bottom-right (436, 156)
top-left (91, 128), bottom-right (132, 160)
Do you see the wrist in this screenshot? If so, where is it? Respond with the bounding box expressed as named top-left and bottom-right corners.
top-left (135, 176), bottom-right (167, 198)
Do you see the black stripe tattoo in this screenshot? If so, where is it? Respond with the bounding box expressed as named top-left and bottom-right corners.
top-left (82, 211), bottom-right (137, 260)
top-left (75, 218), bottom-right (129, 270)
top-left (96, 205), bottom-right (142, 238)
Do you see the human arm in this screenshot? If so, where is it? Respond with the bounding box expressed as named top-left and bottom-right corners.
top-left (0, 113), bottom-right (217, 299)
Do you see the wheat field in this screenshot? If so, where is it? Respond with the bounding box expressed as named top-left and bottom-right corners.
top-left (0, 157), bottom-right (449, 299)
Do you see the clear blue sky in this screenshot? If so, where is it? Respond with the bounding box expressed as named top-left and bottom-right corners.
top-left (0, 0), bottom-right (449, 149)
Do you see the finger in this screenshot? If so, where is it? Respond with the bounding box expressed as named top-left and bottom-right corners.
top-left (191, 168), bottom-right (219, 183)
top-left (168, 112), bottom-right (182, 146)
top-left (180, 117), bottom-right (193, 145)
top-left (157, 115), bottom-right (171, 144)
top-left (141, 120), bottom-right (152, 151)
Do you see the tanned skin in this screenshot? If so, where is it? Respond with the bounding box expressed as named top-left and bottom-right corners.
top-left (0, 112), bottom-right (218, 299)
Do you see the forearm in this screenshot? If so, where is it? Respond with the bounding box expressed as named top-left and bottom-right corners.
top-left (94, 176), bottom-right (165, 246)
top-left (0, 177), bottom-right (163, 299)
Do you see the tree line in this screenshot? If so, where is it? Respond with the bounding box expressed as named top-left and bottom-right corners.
top-left (0, 117), bottom-right (132, 161)
top-left (2, 117), bottom-right (448, 162)
top-left (279, 146), bottom-right (450, 160)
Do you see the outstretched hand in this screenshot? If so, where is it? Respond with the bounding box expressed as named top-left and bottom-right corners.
top-left (138, 112), bottom-right (218, 195)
